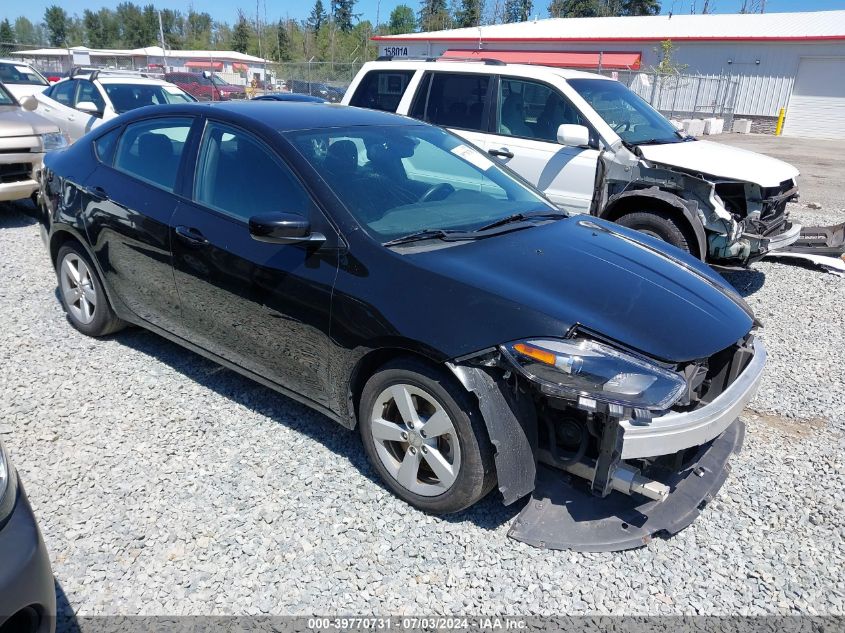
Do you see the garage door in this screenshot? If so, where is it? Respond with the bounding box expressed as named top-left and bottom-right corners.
top-left (783, 58), bottom-right (845, 140)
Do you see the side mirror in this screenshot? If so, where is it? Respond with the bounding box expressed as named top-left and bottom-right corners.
top-left (249, 212), bottom-right (325, 245)
top-left (20, 95), bottom-right (38, 111)
top-left (202, 70), bottom-right (212, 79)
top-left (557, 124), bottom-right (590, 148)
top-left (76, 101), bottom-right (102, 116)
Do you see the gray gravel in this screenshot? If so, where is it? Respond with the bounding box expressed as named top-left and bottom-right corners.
top-left (1, 200), bottom-right (843, 617)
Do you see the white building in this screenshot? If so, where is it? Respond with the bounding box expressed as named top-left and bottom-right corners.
top-left (11, 45), bottom-right (269, 85)
top-left (373, 10), bottom-right (845, 139)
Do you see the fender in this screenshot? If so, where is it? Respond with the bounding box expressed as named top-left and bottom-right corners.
top-left (602, 187), bottom-right (708, 261)
top-left (447, 363), bottom-right (537, 506)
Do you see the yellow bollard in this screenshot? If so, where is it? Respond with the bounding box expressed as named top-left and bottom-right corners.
top-left (775, 107), bottom-right (786, 136)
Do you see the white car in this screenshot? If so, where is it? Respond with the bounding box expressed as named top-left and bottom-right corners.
top-left (32, 69), bottom-right (195, 142)
top-left (343, 59), bottom-right (801, 266)
top-left (0, 59), bottom-right (51, 101)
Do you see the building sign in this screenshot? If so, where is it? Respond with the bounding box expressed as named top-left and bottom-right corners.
top-left (381, 46), bottom-right (410, 57)
top-left (72, 50), bottom-right (91, 66)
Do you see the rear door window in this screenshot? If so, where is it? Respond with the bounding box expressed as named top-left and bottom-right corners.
top-left (76, 80), bottom-right (106, 114)
top-left (349, 70), bottom-right (414, 112)
top-left (51, 80), bottom-right (77, 106)
top-left (417, 72), bottom-right (491, 132)
top-left (113, 117), bottom-right (193, 192)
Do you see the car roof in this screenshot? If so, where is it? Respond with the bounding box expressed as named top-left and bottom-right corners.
top-left (118, 101), bottom-right (420, 131)
top-left (361, 59), bottom-right (613, 82)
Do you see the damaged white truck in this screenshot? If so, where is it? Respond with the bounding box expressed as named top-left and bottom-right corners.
top-left (344, 59), bottom-right (806, 266)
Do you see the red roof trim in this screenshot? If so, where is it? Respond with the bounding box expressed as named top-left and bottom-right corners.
top-left (372, 35), bottom-right (845, 42)
top-left (441, 48), bottom-right (642, 69)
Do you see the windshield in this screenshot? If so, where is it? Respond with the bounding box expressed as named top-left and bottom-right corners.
top-left (103, 83), bottom-right (195, 113)
top-left (210, 75), bottom-right (228, 87)
top-left (0, 62), bottom-right (49, 87)
top-left (568, 78), bottom-right (683, 146)
top-left (286, 124), bottom-right (556, 244)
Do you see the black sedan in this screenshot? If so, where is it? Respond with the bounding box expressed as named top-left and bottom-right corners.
top-left (252, 93), bottom-right (327, 103)
top-left (39, 102), bottom-right (766, 550)
top-left (0, 439), bottom-right (55, 633)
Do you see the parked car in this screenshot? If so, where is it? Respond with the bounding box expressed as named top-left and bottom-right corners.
top-left (0, 437), bottom-right (56, 633)
top-left (252, 93), bottom-right (327, 103)
top-left (164, 71), bottom-right (246, 101)
top-left (288, 80), bottom-right (344, 102)
top-left (32, 69), bottom-right (195, 142)
top-left (40, 102), bottom-right (765, 551)
top-left (0, 60), bottom-right (51, 100)
top-left (343, 59), bottom-right (802, 267)
top-left (0, 82), bottom-right (68, 204)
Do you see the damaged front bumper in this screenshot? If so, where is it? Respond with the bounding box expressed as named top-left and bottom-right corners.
top-left (449, 338), bottom-right (765, 551)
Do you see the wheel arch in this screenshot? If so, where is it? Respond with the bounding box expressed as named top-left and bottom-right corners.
top-left (601, 188), bottom-right (708, 260)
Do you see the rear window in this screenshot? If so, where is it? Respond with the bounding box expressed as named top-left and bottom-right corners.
top-left (349, 70), bottom-right (414, 112)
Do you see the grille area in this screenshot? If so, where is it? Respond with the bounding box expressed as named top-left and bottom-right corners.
top-left (674, 334), bottom-right (756, 411)
top-left (0, 162), bottom-right (33, 184)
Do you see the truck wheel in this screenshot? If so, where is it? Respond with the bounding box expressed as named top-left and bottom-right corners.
top-left (359, 359), bottom-right (495, 514)
top-left (616, 210), bottom-right (691, 254)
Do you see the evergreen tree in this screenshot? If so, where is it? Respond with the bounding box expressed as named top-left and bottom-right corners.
top-left (454, 0), bottom-right (483, 27)
top-left (418, 0), bottom-right (450, 31)
top-left (232, 11), bottom-right (252, 53)
top-left (307, 0), bottom-right (328, 33)
top-left (0, 19), bottom-right (15, 46)
top-left (621, 0), bottom-right (660, 15)
top-left (14, 17), bottom-right (40, 45)
top-left (503, 0), bottom-right (532, 22)
top-left (186, 10), bottom-right (213, 48)
top-left (332, 0), bottom-right (357, 32)
top-left (388, 5), bottom-right (417, 33)
top-left (44, 5), bottom-right (69, 46)
top-left (548, 0), bottom-right (600, 17)
top-left (274, 20), bottom-right (292, 61)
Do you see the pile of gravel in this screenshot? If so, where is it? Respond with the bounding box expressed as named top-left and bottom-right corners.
top-left (0, 201), bottom-right (842, 619)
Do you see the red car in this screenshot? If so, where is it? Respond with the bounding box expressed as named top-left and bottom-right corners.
top-left (164, 71), bottom-right (245, 101)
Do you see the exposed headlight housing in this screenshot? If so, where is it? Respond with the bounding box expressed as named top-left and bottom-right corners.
top-left (501, 338), bottom-right (686, 413)
top-left (0, 439), bottom-right (18, 527)
top-left (41, 131), bottom-right (69, 152)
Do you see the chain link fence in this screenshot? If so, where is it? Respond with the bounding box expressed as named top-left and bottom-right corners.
top-left (267, 62), bottom-right (362, 101)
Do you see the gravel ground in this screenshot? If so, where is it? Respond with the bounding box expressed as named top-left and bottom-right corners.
top-left (1, 200), bottom-right (843, 619)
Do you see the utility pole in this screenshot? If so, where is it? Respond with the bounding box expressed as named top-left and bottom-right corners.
top-left (157, 10), bottom-right (168, 72)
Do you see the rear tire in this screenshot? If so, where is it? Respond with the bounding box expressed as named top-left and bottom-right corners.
top-left (359, 358), bottom-right (495, 514)
top-left (56, 243), bottom-right (126, 337)
top-left (616, 210), bottom-right (691, 254)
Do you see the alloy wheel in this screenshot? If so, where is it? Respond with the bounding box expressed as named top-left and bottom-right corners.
top-left (369, 383), bottom-right (462, 497)
top-left (60, 254), bottom-right (97, 325)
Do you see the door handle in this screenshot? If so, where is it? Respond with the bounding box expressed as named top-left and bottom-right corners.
top-left (488, 147), bottom-right (514, 159)
top-left (85, 186), bottom-right (108, 201)
top-left (174, 225), bottom-right (209, 246)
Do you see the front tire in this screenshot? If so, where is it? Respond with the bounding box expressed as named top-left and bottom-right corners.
top-left (359, 359), bottom-right (495, 514)
top-left (56, 243), bottom-right (125, 337)
top-left (616, 209), bottom-right (691, 254)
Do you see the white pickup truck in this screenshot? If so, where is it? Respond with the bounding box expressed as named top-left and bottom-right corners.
top-left (343, 59), bottom-right (802, 266)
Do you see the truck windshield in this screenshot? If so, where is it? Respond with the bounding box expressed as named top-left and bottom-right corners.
top-left (568, 78), bottom-right (684, 146)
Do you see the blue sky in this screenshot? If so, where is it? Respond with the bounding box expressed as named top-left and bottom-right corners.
top-left (5, 0), bottom-right (845, 30)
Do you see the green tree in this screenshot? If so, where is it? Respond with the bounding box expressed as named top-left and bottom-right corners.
top-left (0, 19), bottom-right (14, 46)
top-left (388, 5), bottom-right (416, 33)
top-left (307, 0), bottom-right (328, 33)
top-left (418, 0), bottom-right (451, 31)
top-left (548, 0), bottom-right (600, 17)
top-left (454, 0), bottom-right (483, 27)
top-left (331, 0), bottom-right (357, 32)
top-left (232, 11), bottom-right (252, 53)
top-left (621, 0), bottom-right (660, 15)
top-left (273, 20), bottom-right (292, 61)
top-left (158, 9), bottom-right (185, 49)
top-left (44, 5), bottom-right (69, 46)
top-left (185, 10), bottom-right (213, 48)
top-left (504, 0), bottom-right (532, 22)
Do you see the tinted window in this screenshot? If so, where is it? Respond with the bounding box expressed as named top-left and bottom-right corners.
top-left (497, 77), bottom-right (590, 143)
top-left (114, 118), bottom-right (193, 191)
top-left (287, 124), bottom-right (553, 243)
top-left (194, 122), bottom-right (309, 221)
top-left (349, 70), bottom-right (414, 112)
top-left (51, 80), bottom-right (77, 106)
top-left (76, 80), bottom-right (106, 113)
top-left (409, 72), bottom-right (432, 119)
top-left (94, 127), bottom-right (122, 165)
top-left (420, 73), bottom-right (490, 132)
top-left (102, 83), bottom-right (193, 114)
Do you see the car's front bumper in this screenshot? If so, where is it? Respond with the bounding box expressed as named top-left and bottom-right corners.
top-left (762, 221), bottom-right (802, 252)
top-left (620, 337), bottom-right (766, 459)
top-left (0, 152), bottom-right (43, 203)
top-left (0, 482), bottom-right (55, 633)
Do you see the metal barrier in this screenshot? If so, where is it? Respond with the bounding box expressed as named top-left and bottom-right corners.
top-left (269, 61), bottom-right (363, 101)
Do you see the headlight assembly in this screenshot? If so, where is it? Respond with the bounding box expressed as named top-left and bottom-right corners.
top-left (0, 439), bottom-right (18, 526)
top-left (41, 131), bottom-right (70, 152)
top-left (501, 338), bottom-right (686, 413)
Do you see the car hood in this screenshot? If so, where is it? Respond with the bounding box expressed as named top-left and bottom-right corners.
top-left (638, 139), bottom-right (799, 188)
top-left (0, 105), bottom-right (58, 137)
top-left (409, 217), bottom-right (754, 363)
top-left (4, 84), bottom-right (48, 100)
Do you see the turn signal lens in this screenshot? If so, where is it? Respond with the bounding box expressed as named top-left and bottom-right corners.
top-left (513, 342), bottom-right (556, 366)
